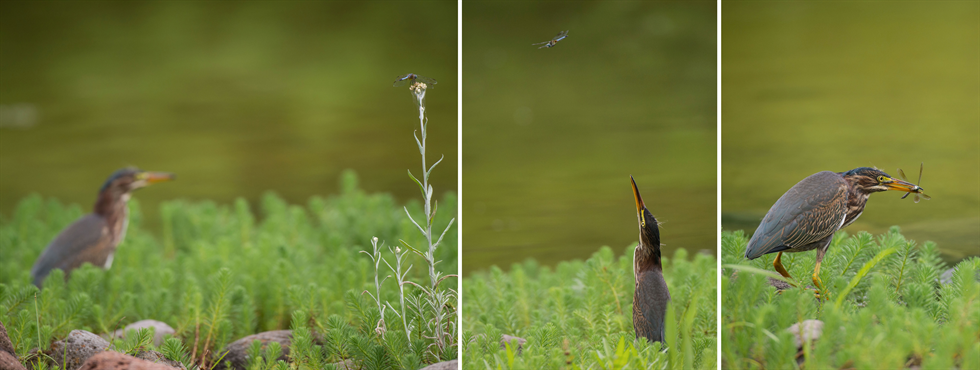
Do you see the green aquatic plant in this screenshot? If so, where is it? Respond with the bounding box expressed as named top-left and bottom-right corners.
top-left (0, 171), bottom-right (457, 369)
top-left (721, 228), bottom-right (980, 369)
top-left (462, 246), bottom-right (717, 369)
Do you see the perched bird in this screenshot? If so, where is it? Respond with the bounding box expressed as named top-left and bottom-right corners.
top-left (31, 167), bottom-right (175, 287)
top-left (630, 176), bottom-right (670, 344)
top-left (744, 167), bottom-right (926, 296)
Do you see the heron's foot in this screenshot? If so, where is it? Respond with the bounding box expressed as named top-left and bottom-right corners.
top-left (812, 274), bottom-right (829, 301)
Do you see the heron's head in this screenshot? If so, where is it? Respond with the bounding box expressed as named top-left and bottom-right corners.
top-left (99, 167), bottom-right (175, 196)
top-left (631, 176), bottom-right (661, 251)
top-left (841, 167), bottom-right (921, 194)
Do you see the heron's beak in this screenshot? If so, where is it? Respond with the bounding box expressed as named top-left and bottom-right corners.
top-left (631, 175), bottom-right (645, 216)
top-left (142, 171), bottom-right (176, 185)
top-left (884, 177), bottom-right (921, 193)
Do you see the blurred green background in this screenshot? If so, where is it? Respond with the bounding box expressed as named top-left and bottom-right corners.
top-left (0, 1), bottom-right (457, 232)
top-left (722, 1), bottom-right (980, 263)
top-left (463, 1), bottom-right (717, 273)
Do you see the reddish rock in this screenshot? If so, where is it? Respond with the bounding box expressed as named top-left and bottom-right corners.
top-left (0, 320), bottom-right (15, 358)
top-left (0, 319), bottom-right (24, 370)
top-left (1, 350), bottom-right (26, 370)
top-left (78, 352), bottom-right (179, 370)
top-left (133, 351), bottom-right (185, 370)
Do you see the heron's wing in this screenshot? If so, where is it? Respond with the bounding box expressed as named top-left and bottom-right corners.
top-left (633, 269), bottom-right (670, 343)
top-left (31, 214), bottom-right (109, 286)
top-left (745, 171), bottom-right (848, 259)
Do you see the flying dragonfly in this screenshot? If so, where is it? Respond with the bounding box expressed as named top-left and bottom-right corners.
top-left (897, 162), bottom-right (931, 203)
top-left (393, 74), bottom-right (438, 88)
top-left (532, 30), bottom-right (569, 49)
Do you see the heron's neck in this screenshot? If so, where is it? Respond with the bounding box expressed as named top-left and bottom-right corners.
top-left (94, 192), bottom-right (131, 236)
top-left (842, 185), bottom-right (870, 228)
top-left (634, 243), bottom-right (662, 275)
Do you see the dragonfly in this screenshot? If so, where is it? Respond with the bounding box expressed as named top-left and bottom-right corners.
top-left (897, 162), bottom-right (931, 203)
top-left (393, 74), bottom-right (437, 88)
top-left (532, 30), bottom-right (569, 49)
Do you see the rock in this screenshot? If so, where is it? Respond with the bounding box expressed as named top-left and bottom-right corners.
top-left (108, 321), bottom-right (175, 347)
top-left (499, 335), bottom-right (526, 353)
top-left (330, 359), bottom-right (361, 369)
top-left (0, 320), bottom-right (23, 370)
top-left (134, 351), bottom-right (185, 370)
top-left (49, 330), bottom-right (111, 370)
top-left (78, 351), bottom-right (179, 370)
top-left (1, 350), bottom-right (26, 370)
top-left (786, 320), bottom-right (824, 348)
top-left (0, 320), bottom-right (16, 358)
top-left (418, 359), bottom-right (457, 370)
top-left (940, 266), bottom-right (980, 285)
top-left (213, 330), bottom-right (292, 370)
top-left (767, 277), bottom-right (793, 291)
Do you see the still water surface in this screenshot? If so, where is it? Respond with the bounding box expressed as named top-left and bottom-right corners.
top-left (463, 2), bottom-right (717, 273)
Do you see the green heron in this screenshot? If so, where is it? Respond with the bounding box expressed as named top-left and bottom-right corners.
top-left (630, 176), bottom-right (670, 344)
top-left (30, 167), bottom-right (175, 287)
top-left (744, 167), bottom-right (925, 296)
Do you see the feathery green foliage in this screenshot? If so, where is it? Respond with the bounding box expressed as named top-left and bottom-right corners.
top-left (463, 247), bottom-right (717, 369)
top-left (722, 228), bottom-right (980, 369)
top-left (0, 170), bottom-right (457, 369)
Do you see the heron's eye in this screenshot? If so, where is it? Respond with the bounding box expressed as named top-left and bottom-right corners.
top-left (876, 175), bottom-right (887, 183)
top-left (135, 173), bottom-right (148, 180)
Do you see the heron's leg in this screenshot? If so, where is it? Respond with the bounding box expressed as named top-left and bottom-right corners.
top-left (773, 252), bottom-right (796, 286)
top-left (812, 247), bottom-right (829, 300)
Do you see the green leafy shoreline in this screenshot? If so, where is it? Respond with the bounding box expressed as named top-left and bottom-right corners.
top-left (722, 228), bottom-right (980, 369)
top-left (462, 247), bottom-right (717, 369)
top-left (0, 171), bottom-right (457, 369)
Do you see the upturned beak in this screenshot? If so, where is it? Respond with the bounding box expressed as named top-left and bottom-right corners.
top-left (631, 175), bottom-right (645, 216)
top-left (142, 171), bottom-right (176, 185)
top-left (883, 177), bottom-right (921, 193)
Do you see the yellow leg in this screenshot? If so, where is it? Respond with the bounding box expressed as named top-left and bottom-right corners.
top-left (812, 260), bottom-right (829, 300)
top-left (773, 252), bottom-right (797, 287)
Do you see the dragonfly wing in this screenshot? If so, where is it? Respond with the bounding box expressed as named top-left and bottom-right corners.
top-left (416, 76), bottom-right (438, 86)
top-left (393, 74), bottom-right (414, 87)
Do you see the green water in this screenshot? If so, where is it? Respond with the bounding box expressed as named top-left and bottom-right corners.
top-left (0, 1), bottom-right (458, 231)
top-left (722, 1), bottom-right (980, 263)
top-left (463, 1), bottom-right (717, 273)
